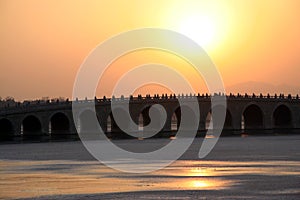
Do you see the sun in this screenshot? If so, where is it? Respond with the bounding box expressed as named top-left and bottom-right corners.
top-left (178, 15), bottom-right (216, 48)
top-left (163, 1), bottom-right (232, 52)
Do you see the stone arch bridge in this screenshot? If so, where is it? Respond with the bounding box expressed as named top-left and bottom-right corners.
top-left (0, 94), bottom-right (300, 139)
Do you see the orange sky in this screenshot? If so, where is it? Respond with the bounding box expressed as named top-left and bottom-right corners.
top-left (1, 0), bottom-right (300, 100)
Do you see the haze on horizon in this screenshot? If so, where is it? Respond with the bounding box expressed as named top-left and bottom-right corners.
top-left (1, 0), bottom-right (300, 101)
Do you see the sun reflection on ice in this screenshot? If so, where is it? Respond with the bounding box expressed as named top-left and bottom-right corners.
top-left (191, 180), bottom-right (209, 188)
top-left (188, 167), bottom-right (212, 177)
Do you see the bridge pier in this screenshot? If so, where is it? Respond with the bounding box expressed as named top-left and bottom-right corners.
top-left (231, 114), bottom-right (242, 130)
top-left (200, 103), bottom-right (210, 131)
top-left (164, 114), bottom-right (172, 133)
top-left (41, 119), bottom-right (49, 135)
top-left (264, 111), bottom-right (273, 130)
top-left (291, 105), bottom-right (300, 129)
top-left (8, 116), bottom-right (23, 136)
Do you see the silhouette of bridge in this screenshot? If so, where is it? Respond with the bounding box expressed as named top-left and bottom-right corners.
top-left (0, 93), bottom-right (300, 140)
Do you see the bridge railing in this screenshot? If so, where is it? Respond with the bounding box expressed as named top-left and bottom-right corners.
top-left (0, 93), bottom-right (299, 114)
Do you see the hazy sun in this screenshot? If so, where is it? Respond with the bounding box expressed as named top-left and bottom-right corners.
top-left (179, 15), bottom-right (216, 48)
top-left (164, 1), bottom-right (231, 53)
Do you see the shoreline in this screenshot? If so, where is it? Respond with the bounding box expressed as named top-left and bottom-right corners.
top-left (1, 129), bottom-right (300, 145)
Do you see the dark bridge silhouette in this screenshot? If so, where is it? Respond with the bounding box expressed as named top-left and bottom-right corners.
top-left (0, 93), bottom-right (300, 140)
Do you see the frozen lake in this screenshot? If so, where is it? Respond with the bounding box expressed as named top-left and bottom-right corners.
top-left (0, 135), bottom-right (299, 199)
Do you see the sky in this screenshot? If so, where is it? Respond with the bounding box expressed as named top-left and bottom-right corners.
top-left (1, 0), bottom-right (300, 101)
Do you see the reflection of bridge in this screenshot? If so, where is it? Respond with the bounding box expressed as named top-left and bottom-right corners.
top-left (1, 94), bottom-right (300, 139)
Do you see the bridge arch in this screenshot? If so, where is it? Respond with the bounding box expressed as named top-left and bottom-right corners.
top-left (22, 115), bottom-right (42, 135)
top-left (273, 104), bottom-right (293, 128)
top-left (171, 111), bottom-right (178, 131)
top-left (138, 105), bottom-right (165, 133)
top-left (171, 107), bottom-right (182, 131)
top-left (49, 112), bottom-right (70, 134)
top-left (242, 104), bottom-right (264, 130)
top-left (106, 114), bottom-right (112, 133)
top-left (171, 105), bottom-right (198, 131)
top-left (0, 118), bottom-right (14, 137)
top-left (205, 106), bottom-right (233, 130)
top-left (139, 105), bottom-right (151, 131)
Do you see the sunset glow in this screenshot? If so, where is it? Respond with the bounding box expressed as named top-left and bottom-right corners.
top-left (1, 0), bottom-right (300, 100)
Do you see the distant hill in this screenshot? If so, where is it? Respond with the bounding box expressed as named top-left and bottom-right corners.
top-left (225, 81), bottom-right (300, 95)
